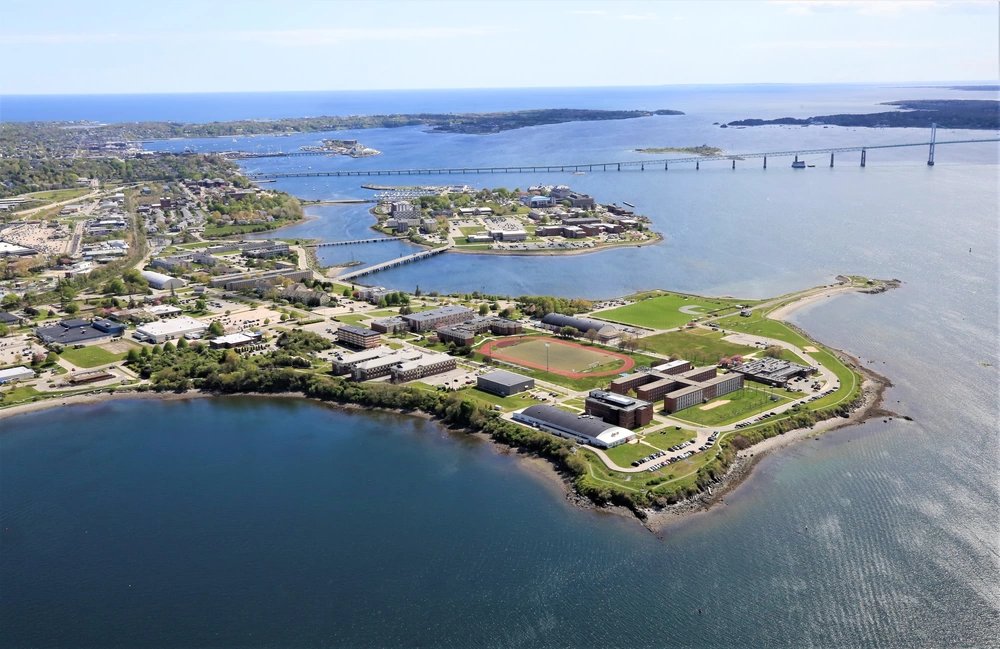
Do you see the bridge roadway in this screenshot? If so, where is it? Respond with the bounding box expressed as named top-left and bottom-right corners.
top-left (308, 236), bottom-right (409, 248)
top-left (244, 138), bottom-right (999, 179)
top-left (336, 244), bottom-right (453, 281)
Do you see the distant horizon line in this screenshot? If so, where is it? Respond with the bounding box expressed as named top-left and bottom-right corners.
top-left (2, 80), bottom-right (996, 98)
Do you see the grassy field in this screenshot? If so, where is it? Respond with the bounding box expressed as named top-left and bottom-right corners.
top-left (595, 292), bottom-right (747, 330)
top-left (457, 387), bottom-right (538, 412)
top-left (334, 314), bottom-right (373, 326)
top-left (22, 187), bottom-right (91, 203)
top-left (669, 387), bottom-right (793, 427)
top-left (639, 329), bottom-right (755, 365)
top-left (60, 346), bottom-right (126, 368)
top-left (604, 442), bottom-right (661, 467)
top-left (483, 337), bottom-right (632, 376)
top-left (643, 427), bottom-right (697, 450)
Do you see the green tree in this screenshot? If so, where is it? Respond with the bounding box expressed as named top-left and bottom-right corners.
top-left (208, 321), bottom-right (224, 336)
top-left (478, 303), bottom-right (490, 316)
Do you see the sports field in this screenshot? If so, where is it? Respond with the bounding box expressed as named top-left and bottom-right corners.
top-left (478, 336), bottom-right (634, 378)
top-left (595, 293), bottom-right (746, 330)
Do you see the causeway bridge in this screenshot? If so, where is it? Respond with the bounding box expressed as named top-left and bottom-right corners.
top-left (336, 244), bottom-right (452, 281)
top-left (308, 236), bottom-right (409, 248)
top-left (245, 136), bottom-right (998, 179)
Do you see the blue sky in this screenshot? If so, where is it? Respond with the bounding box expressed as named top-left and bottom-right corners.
top-left (1, 0), bottom-right (996, 95)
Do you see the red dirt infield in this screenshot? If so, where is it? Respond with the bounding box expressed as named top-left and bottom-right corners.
top-left (478, 336), bottom-right (636, 378)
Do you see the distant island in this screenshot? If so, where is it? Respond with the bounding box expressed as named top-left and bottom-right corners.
top-left (727, 99), bottom-right (999, 130)
top-left (300, 139), bottom-right (380, 157)
top-left (635, 145), bottom-right (723, 156)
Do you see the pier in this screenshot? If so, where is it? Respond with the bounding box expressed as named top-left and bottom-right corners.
top-left (244, 136), bottom-right (998, 180)
top-left (337, 244), bottom-right (453, 281)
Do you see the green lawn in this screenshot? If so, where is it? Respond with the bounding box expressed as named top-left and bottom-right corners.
top-left (334, 314), bottom-right (373, 326)
top-left (638, 329), bottom-right (755, 366)
top-left (0, 385), bottom-right (43, 406)
top-left (458, 387), bottom-right (538, 412)
top-left (595, 292), bottom-right (747, 330)
top-left (22, 187), bottom-right (91, 203)
top-left (643, 427), bottom-right (696, 450)
top-left (474, 344), bottom-right (662, 392)
top-left (668, 387), bottom-right (793, 427)
top-left (60, 346), bottom-right (127, 368)
top-left (604, 442), bottom-right (662, 467)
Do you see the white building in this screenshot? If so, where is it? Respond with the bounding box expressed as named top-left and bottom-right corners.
top-left (0, 366), bottom-right (35, 384)
top-left (134, 316), bottom-right (207, 343)
top-left (141, 270), bottom-right (187, 291)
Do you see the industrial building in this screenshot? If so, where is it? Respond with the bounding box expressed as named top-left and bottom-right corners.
top-left (390, 354), bottom-right (457, 383)
top-left (209, 331), bottom-right (262, 349)
top-left (540, 313), bottom-right (619, 341)
top-left (140, 270), bottom-right (187, 291)
top-left (36, 318), bottom-right (125, 345)
top-left (402, 305), bottom-right (475, 332)
top-left (585, 390), bottom-right (654, 430)
top-left (336, 325), bottom-right (382, 349)
top-left (513, 405), bottom-right (636, 449)
top-left (134, 316), bottom-right (208, 343)
top-left (477, 369), bottom-right (534, 397)
top-left (0, 366), bottom-right (34, 384)
top-left (730, 358), bottom-right (814, 386)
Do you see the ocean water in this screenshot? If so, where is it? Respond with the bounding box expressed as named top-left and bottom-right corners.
top-left (1, 85), bottom-right (998, 647)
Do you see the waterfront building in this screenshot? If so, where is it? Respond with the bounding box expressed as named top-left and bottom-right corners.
top-left (585, 390), bottom-right (654, 430)
top-left (403, 305), bottom-right (476, 332)
top-left (477, 369), bottom-right (534, 397)
top-left (513, 405), bottom-right (636, 449)
top-left (390, 353), bottom-right (457, 383)
top-left (351, 349), bottom-right (423, 381)
top-left (0, 366), bottom-right (34, 384)
top-left (610, 362), bottom-right (744, 413)
top-left (729, 358), bottom-right (814, 386)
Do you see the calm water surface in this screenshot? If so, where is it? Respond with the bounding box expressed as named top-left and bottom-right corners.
top-left (1, 85), bottom-right (997, 647)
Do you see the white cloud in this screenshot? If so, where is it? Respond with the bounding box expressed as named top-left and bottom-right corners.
top-left (770, 0), bottom-right (943, 16)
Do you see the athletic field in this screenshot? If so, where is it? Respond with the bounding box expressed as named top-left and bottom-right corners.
top-left (479, 336), bottom-right (635, 378)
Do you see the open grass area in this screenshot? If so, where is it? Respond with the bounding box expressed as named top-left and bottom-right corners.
top-left (594, 292), bottom-right (747, 330)
top-left (639, 329), bottom-right (755, 365)
top-left (21, 187), bottom-right (91, 203)
top-left (643, 427), bottom-right (696, 450)
top-left (334, 314), bottom-right (373, 327)
top-left (59, 345), bottom-right (126, 368)
top-left (669, 387), bottom-right (793, 427)
top-left (0, 385), bottom-right (43, 406)
top-left (604, 441), bottom-right (661, 467)
top-left (456, 387), bottom-right (538, 412)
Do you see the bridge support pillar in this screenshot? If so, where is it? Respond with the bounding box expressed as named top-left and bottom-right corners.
top-left (641, 164), bottom-right (644, 171)
top-left (830, 153), bottom-right (835, 167)
top-left (664, 161), bottom-right (668, 170)
top-left (696, 161), bottom-right (700, 170)
top-left (732, 159), bottom-right (736, 170)
top-left (763, 156), bottom-right (766, 169)
top-left (617, 163), bottom-right (621, 171)
top-left (861, 149), bottom-right (866, 167)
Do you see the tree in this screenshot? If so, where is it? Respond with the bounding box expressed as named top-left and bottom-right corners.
top-left (64, 302), bottom-right (79, 315)
top-left (208, 321), bottom-right (224, 336)
top-left (559, 326), bottom-right (577, 338)
top-left (0, 324), bottom-right (8, 338)
top-left (764, 345), bottom-right (783, 359)
top-left (478, 303), bottom-right (490, 316)
top-left (194, 298), bottom-right (207, 313)
top-left (584, 328), bottom-right (599, 343)
top-left (177, 337), bottom-right (188, 349)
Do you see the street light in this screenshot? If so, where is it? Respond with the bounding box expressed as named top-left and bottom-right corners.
top-left (545, 342), bottom-right (550, 373)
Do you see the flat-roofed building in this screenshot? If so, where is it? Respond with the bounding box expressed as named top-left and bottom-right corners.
top-left (0, 366), bottom-right (34, 384)
top-left (513, 405), bottom-right (636, 449)
top-left (730, 358), bottom-right (814, 386)
top-left (585, 390), bottom-right (653, 430)
top-left (610, 361), bottom-right (744, 414)
top-left (336, 324), bottom-right (382, 349)
top-left (209, 331), bottom-right (262, 349)
top-left (390, 353), bottom-right (456, 383)
top-left (134, 316), bottom-right (208, 343)
top-left (477, 369), bottom-right (534, 397)
top-left (371, 316), bottom-right (408, 334)
top-left (436, 325), bottom-right (475, 346)
top-left (36, 319), bottom-right (121, 345)
top-left (540, 313), bottom-right (619, 341)
top-left (402, 305), bottom-right (475, 332)
top-left (351, 349), bottom-right (423, 381)
top-left (332, 346), bottom-right (393, 375)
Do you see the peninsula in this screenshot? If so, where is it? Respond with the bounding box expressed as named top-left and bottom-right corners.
top-left (727, 99), bottom-right (999, 130)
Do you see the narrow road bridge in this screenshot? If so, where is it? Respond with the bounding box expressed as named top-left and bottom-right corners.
top-left (245, 136), bottom-right (999, 179)
top-left (308, 237), bottom-right (409, 248)
top-left (336, 245), bottom-right (452, 281)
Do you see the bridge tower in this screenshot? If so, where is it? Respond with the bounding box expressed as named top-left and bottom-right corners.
top-left (927, 123), bottom-right (937, 166)
top-left (860, 149), bottom-right (866, 167)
